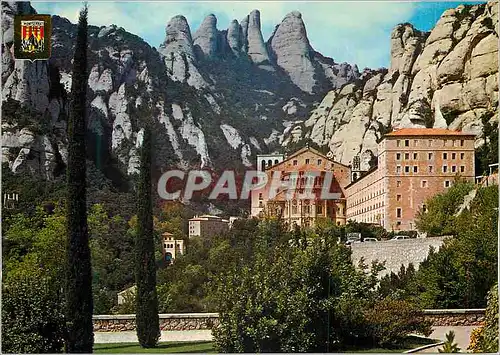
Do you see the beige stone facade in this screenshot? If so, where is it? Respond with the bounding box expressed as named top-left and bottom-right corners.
top-left (188, 215), bottom-right (229, 238)
top-left (162, 232), bottom-right (185, 263)
top-left (251, 147), bottom-right (351, 228)
top-left (346, 128), bottom-right (476, 231)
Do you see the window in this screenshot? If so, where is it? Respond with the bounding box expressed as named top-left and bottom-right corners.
top-left (452, 165), bottom-right (456, 173)
top-left (405, 140), bottom-right (409, 147)
top-left (397, 180), bottom-right (402, 187)
top-left (397, 208), bottom-right (402, 218)
top-left (443, 139), bottom-right (447, 147)
top-left (444, 180), bottom-right (451, 188)
top-left (317, 159), bottom-right (322, 165)
top-left (443, 165), bottom-right (448, 173)
top-left (429, 166), bottom-right (433, 173)
top-left (421, 180), bottom-right (428, 188)
top-left (397, 221), bottom-right (402, 226)
top-left (460, 140), bottom-right (464, 147)
top-left (414, 139), bottom-right (418, 146)
top-left (259, 201), bottom-right (263, 207)
top-left (405, 153), bottom-right (410, 160)
top-left (259, 193), bottom-right (263, 200)
top-left (460, 166), bottom-right (465, 173)
top-left (452, 153), bottom-right (456, 159)
top-left (413, 153), bottom-right (418, 160)
top-left (405, 166), bottom-right (410, 173)
top-left (460, 153), bottom-right (465, 160)
top-left (305, 158), bottom-right (310, 164)
top-left (397, 194), bottom-right (402, 201)
top-left (292, 206), bottom-right (297, 214)
top-left (397, 140), bottom-right (401, 147)
top-left (428, 139), bottom-right (433, 147)
top-left (413, 166), bottom-right (418, 173)
top-left (317, 205), bottom-right (323, 214)
top-left (396, 166), bottom-right (401, 173)
top-left (293, 159), bottom-right (298, 166)
top-left (443, 152), bottom-right (448, 159)
top-left (396, 153), bottom-right (401, 160)
top-left (428, 152), bottom-right (433, 160)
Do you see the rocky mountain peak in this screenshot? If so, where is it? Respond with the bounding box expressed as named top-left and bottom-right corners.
top-left (242, 9), bottom-right (272, 67)
top-left (227, 19), bottom-right (241, 56)
top-left (193, 14), bottom-right (218, 58)
top-left (160, 15), bottom-right (194, 57)
top-left (268, 10), bottom-right (318, 92)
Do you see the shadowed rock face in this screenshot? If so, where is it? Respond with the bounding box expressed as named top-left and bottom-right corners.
top-left (193, 14), bottom-right (218, 58)
top-left (226, 19), bottom-right (241, 56)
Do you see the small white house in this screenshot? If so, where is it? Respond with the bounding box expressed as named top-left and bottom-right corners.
top-left (162, 232), bottom-right (185, 263)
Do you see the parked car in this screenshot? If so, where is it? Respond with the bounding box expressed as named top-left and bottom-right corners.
top-left (363, 237), bottom-right (378, 242)
top-left (345, 232), bottom-right (362, 245)
top-left (391, 235), bottom-right (411, 240)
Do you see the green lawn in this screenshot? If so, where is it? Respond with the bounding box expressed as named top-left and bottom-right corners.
top-left (341, 335), bottom-right (440, 353)
top-left (94, 341), bottom-right (215, 353)
top-left (94, 336), bottom-right (439, 353)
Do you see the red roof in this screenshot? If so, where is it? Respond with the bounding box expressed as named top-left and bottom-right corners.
top-left (386, 128), bottom-right (475, 137)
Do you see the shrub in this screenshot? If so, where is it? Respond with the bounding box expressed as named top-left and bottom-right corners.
top-left (470, 284), bottom-right (499, 353)
top-left (439, 331), bottom-right (461, 353)
top-left (364, 298), bottom-right (432, 348)
top-left (2, 271), bottom-right (66, 353)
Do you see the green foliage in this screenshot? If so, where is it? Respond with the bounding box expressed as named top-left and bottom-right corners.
top-left (2, 270), bottom-right (66, 353)
top-left (475, 112), bottom-right (498, 176)
top-left (364, 298), bottom-right (432, 348)
top-left (211, 218), bottom-right (426, 352)
top-left (415, 180), bottom-right (475, 236)
top-left (135, 126), bottom-right (160, 348)
top-left (482, 284), bottom-right (499, 353)
top-left (65, 5), bottom-right (94, 352)
top-left (384, 184), bottom-right (498, 309)
top-left (439, 331), bottom-right (461, 353)
top-left (2, 207), bottom-right (67, 353)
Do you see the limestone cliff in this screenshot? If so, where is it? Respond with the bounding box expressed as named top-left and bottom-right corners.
top-left (282, 1), bottom-right (499, 171)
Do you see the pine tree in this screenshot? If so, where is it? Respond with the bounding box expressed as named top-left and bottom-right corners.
top-left (65, 5), bottom-right (94, 353)
top-left (135, 126), bottom-right (160, 347)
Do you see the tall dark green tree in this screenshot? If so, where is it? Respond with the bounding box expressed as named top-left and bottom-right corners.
top-left (65, 5), bottom-right (94, 353)
top-left (135, 126), bottom-right (160, 347)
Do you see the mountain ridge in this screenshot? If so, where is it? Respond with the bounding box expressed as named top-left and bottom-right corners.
top-left (1, 1), bottom-right (498, 184)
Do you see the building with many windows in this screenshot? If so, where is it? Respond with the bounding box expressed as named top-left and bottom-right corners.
top-left (345, 128), bottom-right (476, 231)
top-left (188, 215), bottom-right (230, 238)
top-left (250, 146), bottom-right (352, 227)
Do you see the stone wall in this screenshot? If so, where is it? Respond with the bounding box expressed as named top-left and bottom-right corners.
top-left (93, 313), bottom-right (219, 332)
top-left (422, 309), bottom-right (485, 327)
top-left (350, 236), bottom-right (450, 277)
top-left (93, 309), bottom-right (485, 332)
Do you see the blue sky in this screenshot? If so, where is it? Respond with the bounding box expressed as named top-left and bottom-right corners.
top-left (32, 1), bottom-right (484, 69)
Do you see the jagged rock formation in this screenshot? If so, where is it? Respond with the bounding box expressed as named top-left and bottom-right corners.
top-left (193, 14), bottom-right (218, 59)
top-left (1, 1), bottom-right (498, 182)
top-left (283, 1), bottom-right (499, 170)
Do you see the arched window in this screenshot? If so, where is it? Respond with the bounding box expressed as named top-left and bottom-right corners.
top-left (268, 159), bottom-right (272, 166)
top-left (261, 160), bottom-right (266, 171)
top-left (274, 159), bottom-right (279, 164)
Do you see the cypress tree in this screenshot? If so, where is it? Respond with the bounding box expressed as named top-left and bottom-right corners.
top-left (65, 5), bottom-right (94, 353)
top-left (135, 126), bottom-right (160, 347)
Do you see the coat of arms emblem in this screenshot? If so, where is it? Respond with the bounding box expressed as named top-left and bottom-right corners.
top-left (14, 14), bottom-right (51, 61)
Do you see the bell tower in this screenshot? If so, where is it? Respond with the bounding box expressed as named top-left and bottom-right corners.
top-left (351, 155), bottom-right (361, 183)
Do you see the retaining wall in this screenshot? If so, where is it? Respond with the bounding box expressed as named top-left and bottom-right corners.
top-left (350, 236), bottom-right (450, 277)
top-left (93, 309), bottom-right (485, 332)
top-left (93, 313), bottom-right (219, 332)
